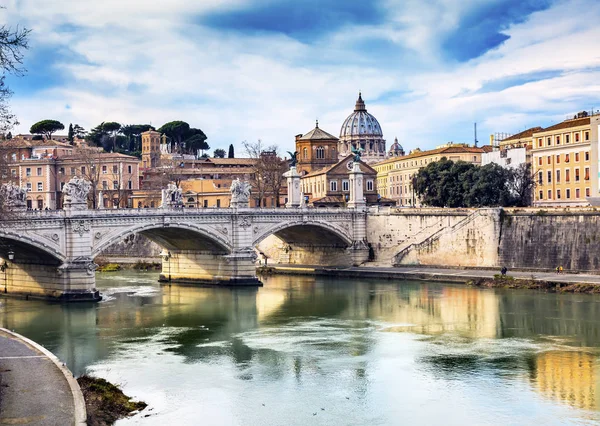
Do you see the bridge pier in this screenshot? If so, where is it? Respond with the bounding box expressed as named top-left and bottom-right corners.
top-left (158, 249), bottom-right (261, 286)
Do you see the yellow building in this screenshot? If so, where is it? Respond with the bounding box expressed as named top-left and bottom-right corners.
top-left (532, 113), bottom-right (600, 206)
top-left (374, 144), bottom-right (489, 206)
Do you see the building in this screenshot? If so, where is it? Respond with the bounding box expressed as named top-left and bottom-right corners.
top-left (295, 121), bottom-right (339, 175)
top-left (141, 130), bottom-right (162, 169)
top-left (531, 113), bottom-right (600, 206)
top-left (374, 144), bottom-right (489, 206)
top-left (481, 147), bottom-right (528, 169)
top-left (338, 93), bottom-right (386, 164)
top-left (491, 127), bottom-right (542, 150)
top-left (387, 137), bottom-right (405, 158)
top-left (1, 139), bottom-right (140, 209)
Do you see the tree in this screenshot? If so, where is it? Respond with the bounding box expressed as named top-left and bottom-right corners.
top-left (506, 163), bottom-right (535, 207)
top-left (243, 140), bottom-right (288, 207)
top-left (184, 133), bottom-right (209, 157)
top-left (213, 148), bottom-right (226, 158)
top-left (67, 123), bottom-right (74, 145)
top-left (30, 119), bottom-right (64, 140)
top-left (158, 121), bottom-right (190, 152)
top-left (121, 124), bottom-right (153, 152)
top-left (72, 124), bottom-right (86, 139)
top-left (102, 121), bottom-right (121, 152)
top-left (5, 131), bottom-right (11, 139)
top-left (228, 144), bottom-right (234, 158)
top-left (70, 148), bottom-right (103, 209)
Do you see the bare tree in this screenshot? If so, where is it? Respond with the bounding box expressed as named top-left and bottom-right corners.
top-left (242, 140), bottom-right (288, 207)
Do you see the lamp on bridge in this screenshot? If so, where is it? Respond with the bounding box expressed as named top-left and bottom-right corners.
top-left (7, 250), bottom-right (14, 261)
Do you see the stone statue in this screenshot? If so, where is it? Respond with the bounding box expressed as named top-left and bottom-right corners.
top-left (161, 183), bottom-right (182, 208)
top-left (63, 176), bottom-right (92, 205)
top-left (287, 151), bottom-right (298, 167)
top-left (0, 183), bottom-right (26, 209)
top-left (230, 178), bottom-right (252, 208)
top-left (351, 146), bottom-right (364, 162)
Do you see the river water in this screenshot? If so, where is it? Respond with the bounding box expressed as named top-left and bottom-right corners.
top-left (1, 272), bottom-right (600, 425)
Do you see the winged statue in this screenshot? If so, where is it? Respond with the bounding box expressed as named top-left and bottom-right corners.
top-left (351, 146), bottom-right (364, 162)
top-left (287, 151), bottom-right (298, 167)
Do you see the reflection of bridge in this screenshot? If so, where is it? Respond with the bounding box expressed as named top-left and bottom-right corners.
top-left (0, 207), bottom-right (368, 301)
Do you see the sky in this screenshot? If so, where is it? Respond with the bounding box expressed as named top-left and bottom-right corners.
top-left (2, 0), bottom-right (600, 154)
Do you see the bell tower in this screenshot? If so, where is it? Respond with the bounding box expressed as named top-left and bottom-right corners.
top-left (295, 120), bottom-right (339, 175)
top-left (141, 130), bottom-right (162, 169)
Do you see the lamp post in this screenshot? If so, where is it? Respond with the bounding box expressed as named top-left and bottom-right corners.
top-left (160, 250), bottom-right (172, 283)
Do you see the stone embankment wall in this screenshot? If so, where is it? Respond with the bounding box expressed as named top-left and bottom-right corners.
top-left (367, 207), bottom-right (600, 272)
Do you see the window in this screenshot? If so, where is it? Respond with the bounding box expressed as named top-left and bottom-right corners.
top-left (303, 148), bottom-right (307, 159)
top-left (585, 131), bottom-right (589, 141)
top-left (566, 134), bottom-right (570, 143)
top-left (128, 165), bottom-right (132, 174)
top-left (575, 168), bottom-right (580, 181)
top-left (557, 189), bottom-right (561, 199)
top-left (71, 167), bottom-right (75, 175)
top-left (102, 181), bottom-right (108, 190)
top-left (216, 199), bottom-right (221, 208)
top-left (25, 167), bottom-right (31, 176)
top-left (113, 181), bottom-right (119, 189)
top-left (59, 167), bottom-right (65, 175)
top-left (586, 188), bottom-right (590, 197)
top-left (11, 169), bottom-right (16, 177)
top-left (575, 152), bottom-right (579, 161)
top-left (473, 156), bottom-right (476, 162)
top-left (565, 169), bottom-right (570, 182)
top-left (538, 171), bottom-right (543, 184)
top-left (556, 136), bottom-right (560, 145)
top-left (547, 170), bottom-right (552, 183)
top-left (366, 180), bottom-right (374, 191)
top-left (128, 180), bottom-right (132, 190)
top-left (548, 189), bottom-right (552, 199)
top-left (556, 170), bottom-right (560, 183)
top-left (60, 182), bottom-right (65, 190)
top-left (102, 165), bottom-right (107, 174)
top-left (113, 165), bottom-right (118, 173)
top-left (331, 148), bottom-right (336, 159)
top-left (538, 138), bottom-right (542, 147)
top-left (585, 151), bottom-right (589, 161)
top-left (538, 157), bottom-right (542, 166)
top-left (203, 200), bottom-right (208, 208)
top-left (26, 182), bottom-right (31, 191)
top-left (539, 191), bottom-right (543, 200)
top-left (316, 146), bottom-right (324, 159)
top-left (37, 182), bottom-right (43, 191)
top-left (36, 167), bottom-right (42, 176)
top-left (585, 167), bottom-right (590, 180)
top-left (575, 133), bottom-right (580, 142)
top-left (547, 156), bottom-right (551, 165)
top-left (565, 154), bottom-right (569, 163)
top-left (330, 180), bottom-right (337, 191)
top-left (566, 189), bottom-right (571, 199)
top-left (547, 137), bottom-right (551, 146)
top-left (556, 154), bottom-right (560, 163)
top-left (342, 180), bottom-right (349, 191)
top-left (81, 166), bottom-right (86, 174)
top-left (576, 188), bottom-right (580, 198)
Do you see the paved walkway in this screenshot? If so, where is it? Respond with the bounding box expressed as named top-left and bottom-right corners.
top-left (0, 328), bottom-right (86, 425)
top-left (272, 264), bottom-right (600, 286)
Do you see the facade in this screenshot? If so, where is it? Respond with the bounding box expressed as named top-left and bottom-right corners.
top-left (338, 93), bottom-right (386, 164)
top-left (492, 127), bottom-right (542, 150)
top-left (141, 130), bottom-right (162, 169)
top-left (301, 154), bottom-right (384, 207)
top-left (531, 114), bottom-right (600, 206)
top-left (374, 144), bottom-right (489, 206)
top-left (1, 139), bottom-right (140, 209)
top-left (387, 137), bottom-right (405, 158)
top-left (295, 122), bottom-right (339, 175)
top-left (481, 147), bottom-right (528, 169)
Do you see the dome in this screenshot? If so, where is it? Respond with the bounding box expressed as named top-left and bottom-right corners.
top-left (339, 93), bottom-right (383, 138)
top-left (388, 137), bottom-right (404, 156)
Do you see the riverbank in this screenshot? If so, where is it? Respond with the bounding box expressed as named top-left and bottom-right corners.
top-left (266, 265), bottom-right (600, 294)
top-left (0, 328), bottom-right (86, 425)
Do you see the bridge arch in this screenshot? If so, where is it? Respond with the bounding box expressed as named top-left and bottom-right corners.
top-left (92, 222), bottom-right (232, 259)
top-left (253, 220), bottom-right (353, 248)
top-left (0, 229), bottom-right (65, 264)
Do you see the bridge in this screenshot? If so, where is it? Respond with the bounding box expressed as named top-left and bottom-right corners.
top-left (0, 166), bottom-right (370, 301)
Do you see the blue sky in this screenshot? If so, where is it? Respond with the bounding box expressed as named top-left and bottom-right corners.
top-left (2, 0), bottom-right (600, 154)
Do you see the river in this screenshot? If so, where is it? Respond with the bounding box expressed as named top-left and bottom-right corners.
top-left (1, 271), bottom-right (599, 425)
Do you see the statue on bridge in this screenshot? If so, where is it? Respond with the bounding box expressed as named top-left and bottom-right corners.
top-left (287, 151), bottom-right (298, 167)
top-left (161, 183), bottom-right (183, 208)
top-left (230, 178), bottom-right (252, 208)
top-left (0, 183), bottom-right (27, 211)
top-left (63, 176), bottom-right (92, 210)
top-left (351, 146), bottom-right (364, 162)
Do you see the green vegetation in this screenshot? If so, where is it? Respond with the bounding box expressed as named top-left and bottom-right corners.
top-left (414, 158), bottom-right (534, 207)
top-left (77, 375), bottom-right (147, 426)
top-left (158, 120), bottom-right (208, 156)
top-left (97, 263), bottom-right (121, 272)
top-left (29, 119), bottom-right (64, 139)
top-left (228, 144), bottom-right (235, 158)
top-left (213, 148), bottom-right (226, 158)
top-left (133, 260), bottom-right (161, 270)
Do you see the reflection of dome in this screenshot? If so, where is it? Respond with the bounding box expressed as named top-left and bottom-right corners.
top-left (340, 93), bottom-right (383, 138)
top-left (388, 137), bottom-right (405, 157)
top-left (338, 92), bottom-right (386, 164)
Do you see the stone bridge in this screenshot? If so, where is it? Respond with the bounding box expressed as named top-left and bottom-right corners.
top-left (0, 207), bottom-right (368, 301)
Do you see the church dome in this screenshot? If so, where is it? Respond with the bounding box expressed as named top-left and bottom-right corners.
top-left (339, 93), bottom-right (383, 139)
top-left (388, 137), bottom-right (404, 157)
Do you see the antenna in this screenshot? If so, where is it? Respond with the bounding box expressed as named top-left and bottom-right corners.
top-left (474, 123), bottom-right (478, 147)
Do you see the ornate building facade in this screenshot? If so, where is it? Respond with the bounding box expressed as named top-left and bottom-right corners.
top-left (295, 121), bottom-right (339, 175)
top-left (338, 93), bottom-right (386, 164)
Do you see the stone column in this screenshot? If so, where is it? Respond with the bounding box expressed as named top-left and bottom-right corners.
top-left (347, 162), bottom-right (366, 209)
top-left (97, 191), bottom-right (104, 209)
top-left (284, 166), bottom-right (301, 208)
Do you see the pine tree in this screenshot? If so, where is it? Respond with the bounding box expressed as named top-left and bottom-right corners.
top-left (228, 144), bottom-right (235, 158)
top-left (67, 123), bottom-right (74, 145)
top-left (6, 131), bottom-right (11, 140)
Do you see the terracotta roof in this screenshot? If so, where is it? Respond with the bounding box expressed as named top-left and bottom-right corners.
top-left (538, 117), bottom-right (591, 133)
top-left (298, 125), bottom-right (338, 141)
top-left (60, 152), bottom-right (139, 161)
top-left (311, 195), bottom-right (345, 204)
top-left (206, 158), bottom-right (257, 165)
top-left (374, 145), bottom-right (486, 166)
top-left (0, 138), bottom-right (73, 149)
top-left (501, 127), bottom-right (543, 142)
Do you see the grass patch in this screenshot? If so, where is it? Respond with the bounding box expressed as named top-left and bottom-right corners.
top-left (97, 263), bottom-right (121, 272)
top-left (78, 375), bottom-right (147, 426)
top-left (132, 260), bottom-right (161, 271)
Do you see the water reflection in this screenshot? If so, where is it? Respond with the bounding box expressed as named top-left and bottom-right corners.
top-left (0, 272), bottom-right (599, 424)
